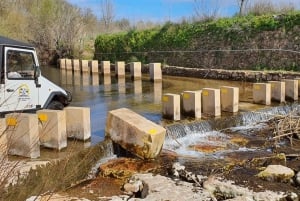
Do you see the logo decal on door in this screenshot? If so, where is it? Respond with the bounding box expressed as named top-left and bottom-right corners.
top-left (18, 84), bottom-right (30, 101)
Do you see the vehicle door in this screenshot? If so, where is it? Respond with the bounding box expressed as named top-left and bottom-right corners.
top-left (2, 47), bottom-right (39, 112)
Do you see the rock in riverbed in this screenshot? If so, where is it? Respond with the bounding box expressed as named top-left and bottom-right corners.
top-left (257, 165), bottom-right (295, 183)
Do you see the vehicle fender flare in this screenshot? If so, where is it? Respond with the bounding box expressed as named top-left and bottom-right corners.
top-left (43, 91), bottom-right (70, 109)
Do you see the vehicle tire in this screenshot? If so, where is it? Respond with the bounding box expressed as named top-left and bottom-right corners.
top-left (47, 100), bottom-right (64, 110)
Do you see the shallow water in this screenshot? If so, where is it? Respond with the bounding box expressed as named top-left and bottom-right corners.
top-left (36, 66), bottom-right (300, 199)
top-left (41, 66), bottom-right (261, 144)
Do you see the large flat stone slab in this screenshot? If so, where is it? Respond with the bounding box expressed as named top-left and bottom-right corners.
top-left (105, 108), bottom-right (166, 159)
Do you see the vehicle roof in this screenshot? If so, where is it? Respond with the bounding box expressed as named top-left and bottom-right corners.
top-left (0, 36), bottom-right (34, 48)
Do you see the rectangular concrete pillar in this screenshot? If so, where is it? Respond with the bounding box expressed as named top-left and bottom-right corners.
top-left (130, 62), bottom-right (142, 80)
top-left (89, 60), bottom-right (99, 74)
top-left (220, 86), bottom-right (239, 113)
top-left (295, 78), bottom-right (300, 96)
top-left (59, 58), bottom-right (66, 69)
top-left (81, 60), bottom-right (89, 73)
top-left (5, 113), bottom-right (40, 158)
top-left (284, 79), bottom-right (298, 101)
top-left (72, 59), bottom-right (80, 71)
top-left (115, 61), bottom-right (125, 77)
top-left (101, 61), bottom-right (110, 75)
top-left (106, 108), bottom-right (166, 159)
top-left (162, 93), bottom-right (181, 120)
top-left (202, 88), bottom-right (221, 117)
top-left (66, 59), bottom-right (72, 71)
top-left (64, 107), bottom-right (91, 141)
top-left (269, 81), bottom-right (285, 103)
top-left (37, 110), bottom-right (67, 150)
top-left (149, 63), bottom-right (162, 81)
top-left (0, 118), bottom-right (7, 158)
top-left (253, 83), bottom-right (271, 105)
top-left (182, 90), bottom-right (201, 118)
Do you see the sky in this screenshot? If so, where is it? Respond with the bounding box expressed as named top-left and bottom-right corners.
top-left (66, 0), bottom-right (300, 23)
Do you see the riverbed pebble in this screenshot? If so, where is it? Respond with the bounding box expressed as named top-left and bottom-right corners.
top-left (257, 165), bottom-right (295, 183)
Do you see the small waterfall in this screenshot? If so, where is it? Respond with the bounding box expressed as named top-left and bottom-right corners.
top-left (166, 120), bottom-right (212, 140)
top-left (239, 104), bottom-right (300, 126)
top-left (164, 104), bottom-right (300, 152)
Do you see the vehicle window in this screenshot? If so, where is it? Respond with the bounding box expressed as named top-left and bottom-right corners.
top-left (6, 50), bottom-right (35, 79)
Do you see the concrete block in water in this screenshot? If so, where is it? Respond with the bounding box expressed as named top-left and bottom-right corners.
top-left (202, 88), bottom-right (221, 116)
top-left (220, 86), bottom-right (239, 113)
top-left (253, 83), bottom-right (271, 105)
top-left (59, 58), bottom-right (66, 69)
top-left (37, 110), bottom-right (67, 150)
top-left (149, 63), bottom-right (162, 81)
top-left (101, 61), bottom-right (110, 75)
top-left (182, 90), bottom-right (201, 118)
top-left (89, 60), bottom-right (99, 73)
top-left (105, 108), bottom-right (166, 159)
top-left (130, 62), bottom-right (142, 80)
top-left (294, 78), bottom-right (300, 96)
top-left (115, 61), bottom-right (125, 77)
top-left (72, 59), bottom-right (80, 71)
top-left (65, 59), bottom-right (72, 71)
top-left (269, 81), bottom-right (285, 103)
top-left (283, 79), bottom-right (298, 101)
top-left (81, 60), bottom-right (89, 72)
top-left (64, 107), bottom-right (91, 141)
top-left (0, 118), bottom-right (7, 158)
top-left (5, 113), bottom-right (40, 158)
top-left (162, 93), bottom-right (181, 120)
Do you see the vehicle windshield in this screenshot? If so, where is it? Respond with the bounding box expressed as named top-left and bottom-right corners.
top-left (6, 50), bottom-right (35, 79)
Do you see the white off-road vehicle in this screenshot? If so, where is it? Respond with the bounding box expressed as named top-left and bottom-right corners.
top-left (0, 36), bottom-right (71, 116)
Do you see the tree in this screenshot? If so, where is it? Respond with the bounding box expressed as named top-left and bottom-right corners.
top-left (100, 0), bottom-right (115, 32)
top-left (237, 0), bottom-right (249, 16)
top-left (193, 0), bottom-right (219, 22)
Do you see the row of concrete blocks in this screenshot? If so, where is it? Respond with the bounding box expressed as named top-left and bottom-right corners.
top-left (0, 107), bottom-right (90, 159)
top-left (59, 59), bottom-right (99, 73)
top-left (253, 79), bottom-right (300, 105)
top-left (162, 86), bottom-right (239, 120)
top-left (58, 59), bottom-right (162, 81)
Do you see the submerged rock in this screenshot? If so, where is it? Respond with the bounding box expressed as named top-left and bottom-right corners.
top-left (257, 165), bottom-right (295, 183)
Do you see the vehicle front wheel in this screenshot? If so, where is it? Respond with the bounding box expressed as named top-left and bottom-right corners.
top-left (47, 100), bottom-right (64, 110)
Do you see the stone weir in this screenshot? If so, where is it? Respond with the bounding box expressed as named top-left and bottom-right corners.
top-left (161, 66), bottom-right (300, 82)
top-left (165, 103), bottom-right (299, 140)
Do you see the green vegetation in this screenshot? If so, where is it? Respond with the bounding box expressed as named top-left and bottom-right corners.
top-left (94, 11), bottom-right (300, 70)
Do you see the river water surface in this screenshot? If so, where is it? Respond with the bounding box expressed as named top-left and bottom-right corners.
top-left (42, 66), bottom-right (258, 144)
top-left (35, 66), bottom-right (300, 199)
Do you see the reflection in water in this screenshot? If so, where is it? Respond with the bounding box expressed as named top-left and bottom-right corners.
top-left (41, 66), bottom-right (256, 144)
top-left (134, 80), bottom-right (142, 102)
top-left (60, 69), bottom-right (67, 85)
top-left (118, 76), bottom-right (126, 94)
top-left (82, 72), bottom-right (90, 86)
top-left (73, 71), bottom-right (81, 86)
top-left (102, 75), bottom-right (112, 93)
top-left (154, 81), bottom-right (162, 104)
top-left (92, 73), bottom-right (99, 86)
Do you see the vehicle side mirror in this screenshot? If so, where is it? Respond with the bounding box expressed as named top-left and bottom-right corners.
top-left (34, 65), bottom-right (41, 87)
top-left (34, 64), bottom-right (41, 78)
